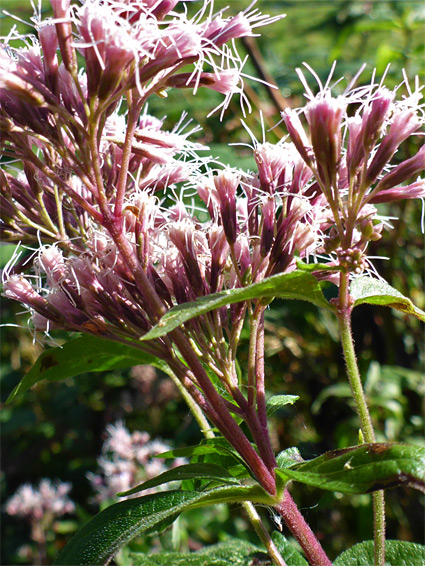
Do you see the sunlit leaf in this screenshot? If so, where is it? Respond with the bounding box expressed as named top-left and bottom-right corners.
top-left (118, 463), bottom-right (240, 497)
top-left (276, 443), bottom-right (425, 494)
top-left (141, 271), bottom-right (331, 341)
top-left (266, 394), bottom-right (299, 416)
top-left (351, 277), bottom-right (425, 321)
top-left (129, 539), bottom-right (267, 566)
top-left (54, 485), bottom-right (274, 565)
top-left (272, 532), bottom-right (309, 566)
top-left (334, 540), bottom-right (425, 566)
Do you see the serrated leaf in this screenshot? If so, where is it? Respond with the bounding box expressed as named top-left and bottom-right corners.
top-left (129, 539), bottom-right (267, 566)
top-left (54, 491), bottom-right (200, 566)
top-left (7, 336), bottom-right (167, 403)
top-left (141, 271), bottom-right (331, 341)
top-left (351, 276), bottom-right (425, 321)
top-left (334, 540), bottom-right (425, 566)
top-left (275, 443), bottom-right (425, 494)
top-left (54, 485), bottom-right (274, 566)
top-left (266, 395), bottom-right (299, 416)
top-left (118, 463), bottom-right (240, 497)
top-left (272, 532), bottom-right (309, 566)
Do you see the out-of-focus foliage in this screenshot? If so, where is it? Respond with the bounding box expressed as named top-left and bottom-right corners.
top-left (1, 0), bottom-right (424, 563)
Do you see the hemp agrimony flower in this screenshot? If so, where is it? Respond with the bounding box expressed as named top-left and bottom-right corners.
top-left (2, 2), bottom-right (424, 565)
top-left (282, 66), bottom-right (425, 274)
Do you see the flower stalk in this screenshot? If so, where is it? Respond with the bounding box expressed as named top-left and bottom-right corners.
top-left (337, 271), bottom-right (385, 566)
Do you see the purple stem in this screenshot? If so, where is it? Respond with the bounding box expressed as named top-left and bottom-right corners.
top-left (274, 492), bottom-right (332, 566)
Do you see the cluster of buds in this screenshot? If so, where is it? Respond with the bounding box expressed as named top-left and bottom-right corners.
top-left (87, 421), bottom-right (185, 502)
top-left (282, 67), bottom-right (425, 273)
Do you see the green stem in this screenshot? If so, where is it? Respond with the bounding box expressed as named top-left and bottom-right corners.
top-left (337, 272), bottom-right (386, 566)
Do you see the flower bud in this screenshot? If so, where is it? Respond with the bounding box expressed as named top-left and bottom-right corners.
top-left (205, 14), bottom-right (252, 47)
top-left (368, 180), bottom-right (425, 204)
top-left (281, 108), bottom-right (313, 167)
top-left (305, 95), bottom-right (346, 185)
top-left (260, 195), bottom-right (275, 257)
top-left (372, 145), bottom-right (425, 194)
top-left (365, 108), bottom-right (421, 187)
top-left (39, 24), bottom-right (59, 95)
top-left (213, 171), bottom-right (239, 245)
top-left (50, 0), bottom-right (77, 73)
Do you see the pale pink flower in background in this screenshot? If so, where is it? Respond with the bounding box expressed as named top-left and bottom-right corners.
top-left (87, 421), bottom-right (185, 503)
top-left (6, 479), bottom-right (75, 520)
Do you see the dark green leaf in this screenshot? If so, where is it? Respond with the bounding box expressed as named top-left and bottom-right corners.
top-left (129, 539), bottom-right (268, 566)
top-left (266, 395), bottom-right (299, 416)
top-left (7, 336), bottom-right (166, 403)
top-left (54, 486), bottom-right (274, 566)
top-left (141, 271), bottom-right (331, 341)
top-left (276, 443), bottom-right (425, 494)
top-left (334, 540), bottom-right (425, 566)
top-left (54, 491), bottom-right (200, 566)
top-left (351, 276), bottom-right (425, 322)
top-left (117, 463), bottom-right (240, 497)
top-left (272, 532), bottom-right (308, 566)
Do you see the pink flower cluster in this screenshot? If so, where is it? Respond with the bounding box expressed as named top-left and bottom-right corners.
top-left (282, 67), bottom-right (425, 270)
top-left (5, 479), bottom-right (75, 521)
top-left (87, 421), bottom-right (185, 502)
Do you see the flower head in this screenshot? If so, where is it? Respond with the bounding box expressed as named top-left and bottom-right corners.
top-left (6, 479), bottom-right (75, 521)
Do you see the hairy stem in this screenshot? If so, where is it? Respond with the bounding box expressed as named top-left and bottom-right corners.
top-left (167, 369), bottom-right (288, 566)
top-left (337, 272), bottom-right (386, 566)
top-left (274, 492), bottom-right (332, 566)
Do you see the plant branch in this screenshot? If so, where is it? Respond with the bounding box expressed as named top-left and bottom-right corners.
top-left (337, 271), bottom-right (386, 566)
top-left (274, 492), bottom-right (332, 566)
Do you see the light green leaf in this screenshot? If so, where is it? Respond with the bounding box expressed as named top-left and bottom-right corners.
top-left (276, 443), bottom-right (425, 494)
top-left (7, 336), bottom-right (166, 403)
top-left (276, 447), bottom-right (303, 469)
top-left (351, 276), bottom-right (425, 321)
top-left (118, 463), bottom-right (240, 497)
top-left (272, 532), bottom-right (309, 566)
top-left (54, 485), bottom-right (274, 566)
top-left (266, 395), bottom-right (300, 416)
top-left (334, 540), bottom-right (425, 566)
top-left (129, 539), bottom-right (267, 566)
top-left (141, 271), bottom-right (331, 341)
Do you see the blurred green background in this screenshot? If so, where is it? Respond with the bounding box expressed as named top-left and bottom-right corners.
top-left (1, 0), bottom-right (424, 563)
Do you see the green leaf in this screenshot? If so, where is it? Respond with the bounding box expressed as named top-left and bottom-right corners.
top-left (141, 271), bottom-right (331, 341)
top-left (296, 258), bottom-right (343, 273)
top-left (7, 336), bottom-right (166, 403)
top-left (334, 540), bottom-right (425, 566)
top-left (157, 438), bottom-right (246, 466)
top-left (117, 463), bottom-right (240, 497)
top-left (54, 486), bottom-right (274, 566)
top-left (350, 276), bottom-right (425, 322)
top-left (156, 439), bottom-right (253, 482)
top-left (275, 443), bottom-right (425, 494)
top-left (272, 532), bottom-right (308, 566)
top-left (276, 447), bottom-right (303, 469)
top-left (266, 394), bottom-right (299, 416)
top-left (129, 539), bottom-right (267, 566)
